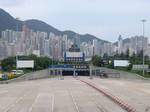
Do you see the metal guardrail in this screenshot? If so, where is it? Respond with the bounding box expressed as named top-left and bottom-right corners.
top-left (95, 71), bottom-right (120, 78)
top-left (105, 72), bottom-right (120, 78)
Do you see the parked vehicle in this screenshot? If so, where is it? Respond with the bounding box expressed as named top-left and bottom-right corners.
top-left (2, 73), bottom-right (8, 79)
top-left (0, 73), bottom-right (3, 78)
top-left (8, 72), bottom-right (16, 79)
top-left (11, 70), bottom-right (24, 75)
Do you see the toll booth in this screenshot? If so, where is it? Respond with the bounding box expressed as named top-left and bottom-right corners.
top-left (48, 64), bottom-right (74, 78)
top-left (48, 64), bottom-right (104, 79)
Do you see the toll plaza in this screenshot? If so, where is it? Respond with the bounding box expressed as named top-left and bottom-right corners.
top-left (48, 64), bottom-right (105, 79)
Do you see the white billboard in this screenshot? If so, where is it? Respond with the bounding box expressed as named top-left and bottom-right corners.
top-left (132, 65), bottom-right (149, 70)
top-left (114, 60), bottom-right (130, 67)
top-left (17, 60), bottom-right (34, 68)
top-left (66, 52), bottom-right (83, 57)
top-left (33, 50), bottom-right (40, 57)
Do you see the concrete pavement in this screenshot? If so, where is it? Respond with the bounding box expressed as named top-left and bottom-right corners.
top-left (81, 77), bottom-right (150, 112)
top-left (0, 75), bottom-right (150, 112)
top-left (0, 77), bottom-right (126, 112)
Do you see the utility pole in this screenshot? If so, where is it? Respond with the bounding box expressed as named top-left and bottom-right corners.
top-left (141, 19), bottom-right (147, 76)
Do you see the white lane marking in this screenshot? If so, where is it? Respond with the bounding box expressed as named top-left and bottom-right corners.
top-left (69, 90), bottom-right (80, 112)
top-left (28, 93), bottom-right (54, 112)
top-left (28, 94), bottom-right (40, 112)
top-left (51, 94), bottom-right (54, 112)
top-left (4, 91), bottom-right (29, 112)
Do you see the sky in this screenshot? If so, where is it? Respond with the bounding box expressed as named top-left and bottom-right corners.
top-left (0, 0), bottom-right (150, 42)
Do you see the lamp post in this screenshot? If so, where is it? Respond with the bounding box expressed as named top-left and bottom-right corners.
top-left (16, 17), bottom-right (19, 69)
top-left (141, 19), bottom-right (147, 76)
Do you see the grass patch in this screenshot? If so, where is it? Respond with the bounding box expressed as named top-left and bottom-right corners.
top-left (115, 67), bottom-right (150, 78)
top-left (115, 67), bottom-right (129, 71)
top-left (130, 70), bottom-right (150, 78)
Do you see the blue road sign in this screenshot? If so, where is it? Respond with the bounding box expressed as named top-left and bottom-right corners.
top-left (49, 64), bottom-right (73, 68)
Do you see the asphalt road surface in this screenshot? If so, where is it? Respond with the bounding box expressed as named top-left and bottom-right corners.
top-left (0, 76), bottom-right (150, 112)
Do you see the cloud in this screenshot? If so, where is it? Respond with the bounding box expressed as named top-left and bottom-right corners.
top-left (0, 0), bottom-right (150, 42)
top-left (0, 0), bottom-right (27, 7)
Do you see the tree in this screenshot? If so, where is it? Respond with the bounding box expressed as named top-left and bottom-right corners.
top-left (130, 52), bottom-right (144, 64)
top-left (125, 49), bottom-right (130, 59)
top-left (1, 55), bottom-right (53, 71)
top-left (120, 52), bottom-right (125, 59)
top-left (137, 50), bottom-right (143, 59)
top-left (103, 53), bottom-right (108, 60)
top-left (1, 57), bottom-right (16, 71)
top-left (91, 55), bottom-right (102, 67)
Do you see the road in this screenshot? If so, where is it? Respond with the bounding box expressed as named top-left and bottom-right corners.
top-left (0, 77), bottom-right (126, 112)
top-left (84, 77), bottom-right (150, 112)
top-left (0, 76), bottom-right (150, 112)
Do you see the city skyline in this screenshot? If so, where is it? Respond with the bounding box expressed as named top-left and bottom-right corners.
top-left (0, 0), bottom-right (150, 42)
top-left (0, 26), bottom-right (149, 60)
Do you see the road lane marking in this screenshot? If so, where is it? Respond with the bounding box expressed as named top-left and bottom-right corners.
top-left (51, 94), bottom-right (54, 112)
top-left (68, 90), bottom-right (80, 112)
top-left (4, 90), bottom-right (29, 112)
top-left (28, 94), bottom-right (40, 112)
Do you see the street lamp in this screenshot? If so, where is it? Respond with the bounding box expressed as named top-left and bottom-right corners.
top-left (141, 19), bottom-right (147, 75)
top-left (16, 17), bottom-right (19, 69)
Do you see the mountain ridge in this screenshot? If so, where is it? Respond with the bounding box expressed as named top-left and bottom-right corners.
top-left (0, 8), bottom-right (108, 43)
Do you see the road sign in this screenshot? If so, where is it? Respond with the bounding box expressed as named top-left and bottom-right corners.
top-left (49, 64), bottom-right (73, 68)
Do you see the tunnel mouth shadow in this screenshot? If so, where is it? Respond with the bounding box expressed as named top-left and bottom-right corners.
top-left (62, 70), bottom-right (89, 76)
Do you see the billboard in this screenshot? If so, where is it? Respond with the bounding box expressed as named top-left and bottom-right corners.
top-left (132, 65), bottom-right (149, 70)
top-left (33, 50), bottom-right (40, 57)
top-left (17, 60), bottom-right (34, 68)
top-left (114, 60), bottom-right (130, 67)
top-left (66, 52), bottom-right (83, 57)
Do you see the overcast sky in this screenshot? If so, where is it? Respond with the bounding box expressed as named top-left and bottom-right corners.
top-left (0, 0), bottom-right (150, 42)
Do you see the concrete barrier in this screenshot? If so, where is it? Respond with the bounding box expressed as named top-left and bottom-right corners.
top-left (77, 78), bottom-right (137, 112)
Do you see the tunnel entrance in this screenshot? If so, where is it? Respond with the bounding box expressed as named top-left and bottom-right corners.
top-left (62, 71), bottom-right (73, 76)
top-left (49, 64), bottom-right (90, 77)
top-left (62, 70), bottom-right (89, 76)
top-left (75, 71), bottom-right (89, 76)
